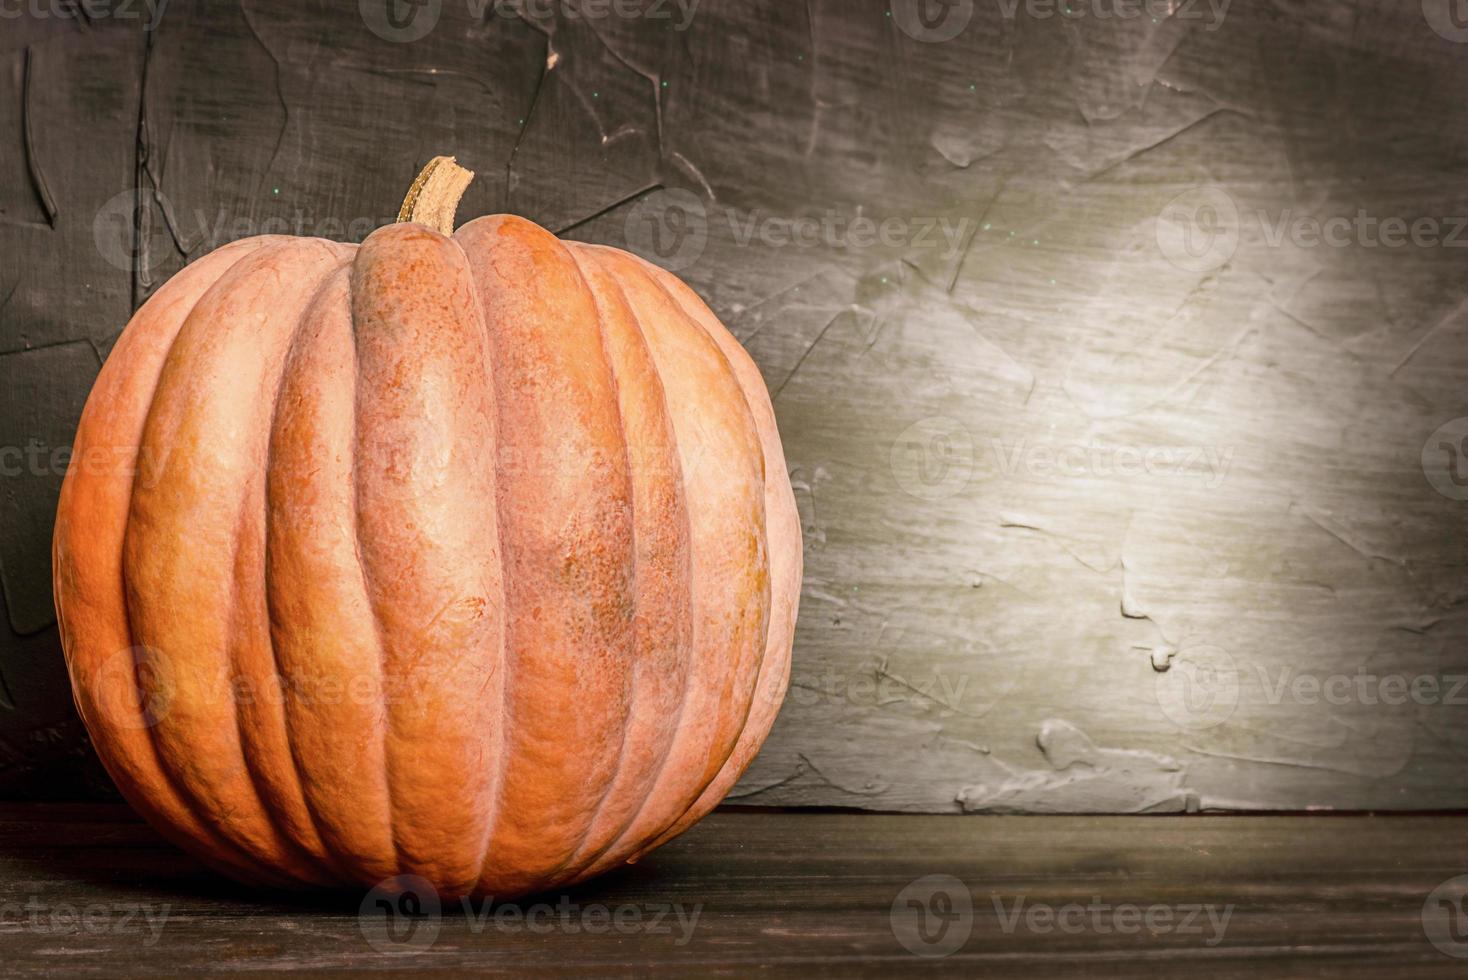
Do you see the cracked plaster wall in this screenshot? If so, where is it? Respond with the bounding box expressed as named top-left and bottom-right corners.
top-left (2, 0), bottom-right (1467, 811)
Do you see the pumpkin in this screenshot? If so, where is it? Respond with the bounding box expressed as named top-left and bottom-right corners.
top-left (52, 157), bottom-right (802, 898)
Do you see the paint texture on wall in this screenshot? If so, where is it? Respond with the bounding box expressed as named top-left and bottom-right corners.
top-left (2, 0), bottom-right (1467, 811)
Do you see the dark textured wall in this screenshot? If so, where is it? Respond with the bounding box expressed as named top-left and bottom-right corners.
top-left (3, 0), bottom-right (1468, 811)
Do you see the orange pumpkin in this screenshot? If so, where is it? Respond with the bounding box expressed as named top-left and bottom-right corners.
top-left (52, 158), bottom-right (801, 898)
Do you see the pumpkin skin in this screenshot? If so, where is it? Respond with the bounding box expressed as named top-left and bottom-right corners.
top-left (52, 213), bottom-right (802, 898)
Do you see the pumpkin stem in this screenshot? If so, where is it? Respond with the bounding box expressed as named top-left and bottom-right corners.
top-left (397, 156), bottom-right (475, 236)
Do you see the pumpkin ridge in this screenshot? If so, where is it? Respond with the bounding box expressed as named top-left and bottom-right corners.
top-left (219, 243), bottom-right (354, 884)
top-left (259, 252), bottom-right (373, 883)
top-left (628, 262), bottom-right (799, 853)
top-left (124, 239), bottom-right (346, 884)
top-left (265, 262), bottom-right (398, 886)
top-left (331, 258), bottom-right (404, 880)
top-left (549, 243), bottom-right (697, 880)
top-left (349, 225), bottom-right (506, 894)
top-left (123, 246), bottom-right (280, 880)
top-left (66, 238), bottom-right (302, 886)
top-left (535, 245), bottom-right (649, 885)
top-left (450, 215), bottom-right (637, 895)
top-left (630, 252), bottom-right (771, 778)
top-left (449, 233), bottom-right (510, 894)
top-left (343, 329), bottom-right (401, 881)
top-left (619, 257), bottom-right (773, 842)
top-left (345, 240), bottom-right (407, 882)
top-left (563, 245), bottom-right (768, 880)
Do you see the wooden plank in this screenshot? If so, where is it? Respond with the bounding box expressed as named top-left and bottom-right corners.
top-left (1, 806), bottom-right (1468, 976)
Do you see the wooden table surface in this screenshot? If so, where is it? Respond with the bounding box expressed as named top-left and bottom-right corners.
top-left (3, 806), bottom-right (1467, 977)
